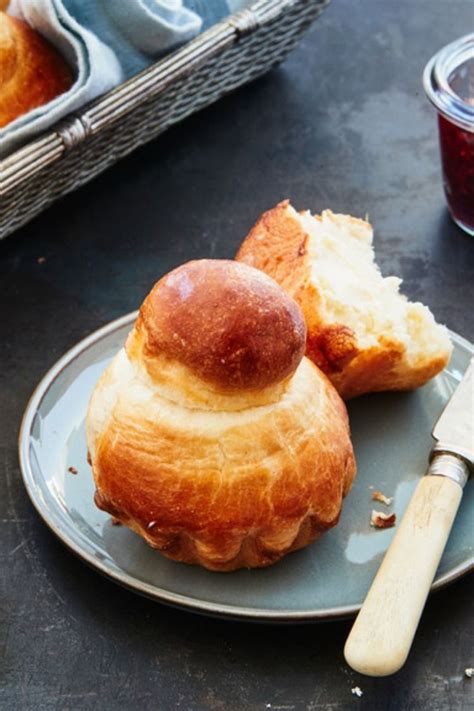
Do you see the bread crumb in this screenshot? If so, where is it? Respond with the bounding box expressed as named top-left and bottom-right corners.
top-left (465, 668), bottom-right (474, 678)
top-left (111, 517), bottom-right (122, 526)
top-left (67, 466), bottom-right (78, 475)
top-left (370, 510), bottom-right (396, 529)
top-left (351, 686), bottom-right (363, 697)
top-left (372, 490), bottom-right (393, 506)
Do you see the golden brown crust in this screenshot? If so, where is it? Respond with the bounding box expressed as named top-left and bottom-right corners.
top-left (236, 200), bottom-right (313, 297)
top-left (88, 352), bottom-right (356, 571)
top-left (0, 12), bottom-right (73, 129)
top-left (327, 338), bottom-right (450, 399)
top-left (133, 259), bottom-right (306, 392)
top-left (236, 202), bottom-right (451, 400)
top-left (306, 324), bottom-right (359, 375)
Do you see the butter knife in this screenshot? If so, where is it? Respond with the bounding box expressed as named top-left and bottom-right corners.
top-left (344, 358), bottom-right (474, 676)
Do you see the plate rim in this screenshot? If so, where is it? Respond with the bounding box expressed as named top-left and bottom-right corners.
top-left (18, 313), bottom-right (474, 622)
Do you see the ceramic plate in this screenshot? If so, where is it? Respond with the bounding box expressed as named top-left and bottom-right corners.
top-left (19, 313), bottom-right (474, 621)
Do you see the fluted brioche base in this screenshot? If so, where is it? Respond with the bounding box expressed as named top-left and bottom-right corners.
top-left (95, 491), bottom-right (333, 572)
top-left (87, 349), bottom-right (355, 571)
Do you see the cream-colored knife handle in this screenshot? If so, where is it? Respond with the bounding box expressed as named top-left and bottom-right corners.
top-left (344, 471), bottom-right (465, 677)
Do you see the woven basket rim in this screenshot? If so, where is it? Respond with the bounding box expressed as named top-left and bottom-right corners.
top-left (0, 0), bottom-right (307, 173)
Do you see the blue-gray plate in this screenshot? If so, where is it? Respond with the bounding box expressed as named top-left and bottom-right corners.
top-left (19, 313), bottom-right (474, 622)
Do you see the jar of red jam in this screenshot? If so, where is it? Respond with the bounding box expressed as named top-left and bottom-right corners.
top-left (424, 34), bottom-right (474, 235)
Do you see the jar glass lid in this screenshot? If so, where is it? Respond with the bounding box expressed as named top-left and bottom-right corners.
top-left (423, 34), bottom-right (474, 132)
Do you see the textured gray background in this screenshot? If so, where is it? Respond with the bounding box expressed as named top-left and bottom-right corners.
top-left (1, 0), bottom-right (473, 709)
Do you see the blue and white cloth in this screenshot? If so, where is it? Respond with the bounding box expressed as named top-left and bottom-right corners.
top-left (0, 0), bottom-right (250, 156)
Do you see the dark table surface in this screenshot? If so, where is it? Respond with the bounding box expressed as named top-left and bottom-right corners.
top-left (1, 1), bottom-right (473, 709)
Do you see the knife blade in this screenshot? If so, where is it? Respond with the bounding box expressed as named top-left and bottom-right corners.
top-left (345, 356), bottom-right (473, 677)
top-left (431, 358), bottom-right (474, 476)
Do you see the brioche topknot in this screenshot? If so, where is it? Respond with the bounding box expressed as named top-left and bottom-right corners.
top-left (130, 259), bottom-right (307, 392)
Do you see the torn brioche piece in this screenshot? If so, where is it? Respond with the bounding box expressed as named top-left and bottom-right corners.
top-left (236, 201), bottom-right (452, 399)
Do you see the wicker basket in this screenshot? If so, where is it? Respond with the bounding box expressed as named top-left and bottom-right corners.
top-left (0, 0), bottom-right (330, 239)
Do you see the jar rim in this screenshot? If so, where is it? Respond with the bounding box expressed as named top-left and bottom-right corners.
top-left (423, 33), bottom-right (474, 132)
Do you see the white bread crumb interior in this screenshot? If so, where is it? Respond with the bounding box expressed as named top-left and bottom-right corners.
top-left (299, 209), bottom-right (452, 366)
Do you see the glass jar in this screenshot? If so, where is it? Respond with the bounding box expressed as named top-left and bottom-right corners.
top-left (423, 34), bottom-right (474, 236)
